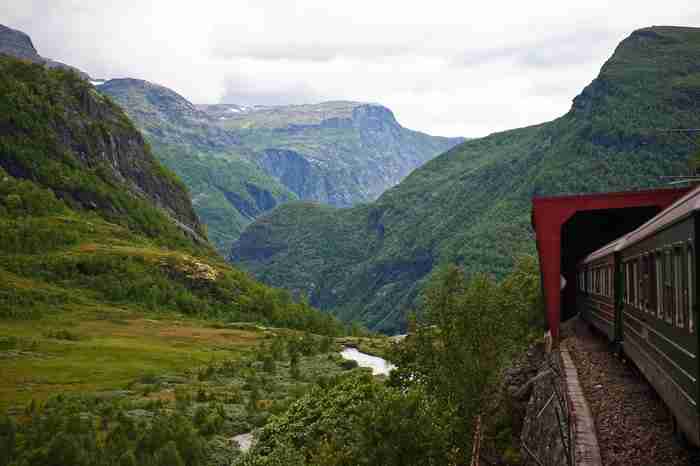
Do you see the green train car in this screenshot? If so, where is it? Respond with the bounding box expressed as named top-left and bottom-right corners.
top-left (578, 187), bottom-right (699, 445)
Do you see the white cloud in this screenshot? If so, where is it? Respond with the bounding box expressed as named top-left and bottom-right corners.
top-left (1, 0), bottom-right (699, 137)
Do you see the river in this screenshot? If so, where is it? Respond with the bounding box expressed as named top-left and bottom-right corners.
top-left (234, 346), bottom-right (397, 452)
top-left (340, 347), bottom-right (396, 376)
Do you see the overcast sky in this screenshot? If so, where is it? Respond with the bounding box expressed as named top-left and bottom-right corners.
top-left (3, 1), bottom-right (700, 137)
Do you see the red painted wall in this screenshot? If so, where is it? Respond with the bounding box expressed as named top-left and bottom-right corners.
top-left (532, 188), bottom-right (690, 341)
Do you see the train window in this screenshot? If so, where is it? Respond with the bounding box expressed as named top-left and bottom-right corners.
top-left (577, 272), bottom-right (581, 292)
top-left (679, 248), bottom-right (688, 329)
top-left (623, 263), bottom-right (628, 303)
top-left (629, 262), bottom-right (634, 305)
top-left (656, 252), bottom-right (664, 319)
top-left (630, 259), bottom-right (639, 307)
top-left (594, 269), bottom-right (597, 295)
top-left (594, 268), bottom-right (598, 295)
top-left (641, 255), bottom-right (649, 312)
top-left (664, 250), bottom-right (674, 325)
top-left (603, 267), bottom-right (610, 296)
top-left (649, 254), bottom-right (657, 313)
top-left (603, 267), bottom-right (607, 297)
top-left (587, 269), bottom-right (592, 294)
top-left (689, 245), bottom-right (694, 334)
top-left (675, 248), bottom-right (683, 327)
top-left (675, 248), bottom-right (684, 328)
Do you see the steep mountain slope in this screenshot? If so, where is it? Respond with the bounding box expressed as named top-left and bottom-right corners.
top-left (0, 52), bottom-right (353, 465)
top-left (99, 79), bottom-right (462, 253)
top-left (200, 101), bottom-right (464, 206)
top-left (231, 26), bottom-right (700, 333)
top-left (0, 57), bottom-right (204, 244)
top-left (98, 79), bottom-right (296, 253)
top-left (0, 53), bottom-right (341, 335)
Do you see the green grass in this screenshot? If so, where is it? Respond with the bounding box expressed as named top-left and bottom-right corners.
top-left (0, 307), bottom-right (260, 410)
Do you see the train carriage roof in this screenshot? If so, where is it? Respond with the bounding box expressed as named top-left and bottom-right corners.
top-left (581, 184), bottom-right (700, 265)
top-left (582, 235), bottom-right (628, 264)
top-left (623, 183), bottom-right (700, 246)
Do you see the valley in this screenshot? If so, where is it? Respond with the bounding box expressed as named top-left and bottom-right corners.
top-left (97, 80), bottom-right (462, 254)
top-left (1, 14), bottom-right (700, 466)
top-left (231, 26), bottom-right (700, 333)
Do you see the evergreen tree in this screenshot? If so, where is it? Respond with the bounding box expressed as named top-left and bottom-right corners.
top-left (0, 415), bottom-right (16, 466)
top-left (154, 440), bottom-right (185, 466)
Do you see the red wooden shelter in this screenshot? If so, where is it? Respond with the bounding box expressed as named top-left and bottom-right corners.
top-left (531, 187), bottom-right (691, 342)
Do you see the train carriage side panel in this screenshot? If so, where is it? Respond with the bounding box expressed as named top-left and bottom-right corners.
top-left (621, 213), bottom-right (698, 446)
top-left (578, 243), bottom-right (619, 342)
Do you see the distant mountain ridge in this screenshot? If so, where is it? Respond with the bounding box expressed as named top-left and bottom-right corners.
top-left (97, 79), bottom-right (463, 252)
top-left (0, 23), bottom-right (462, 253)
top-left (230, 26), bottom-right (700, 333)
top-left (95, 77), bottom-right (296, 252)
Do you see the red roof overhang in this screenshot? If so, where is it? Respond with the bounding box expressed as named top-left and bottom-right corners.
top-left (531, 187), bottom-right (691, 342)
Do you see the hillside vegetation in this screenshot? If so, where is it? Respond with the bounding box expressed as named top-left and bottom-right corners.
top-left (239, 257), bottom-right (543, 465)
top-left (0, 53), bottom-right (358, 466)
top-left (232, 26), bottom-right (700, 333)
top-left (97, 78), bottom-right (297, 253)
top-left (99, 79), bottom-right (462, 253)
top-left (0, 52), bottom-right (345, 386)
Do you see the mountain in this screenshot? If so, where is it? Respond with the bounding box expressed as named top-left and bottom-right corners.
top-left (97, 78), bottom-right (296, 252)
top-left (198, 101), bottom-right (465, 206)
top-left (0, 23), bottom-right (90, 79)
top-left (0, 47), bottom-right (348, 460)
top-left (0, 51), bottom-right (341, 334)
top-left (98, 79), bottom-right (463, 253)
top-left (230, 26), bottom-right (700, 333)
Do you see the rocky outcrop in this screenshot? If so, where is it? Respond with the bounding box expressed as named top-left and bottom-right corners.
top-left (219, 183), bottom-right (279, 220)
top-left (252, 104), bottom-right (463, 207)
top-left (0, 53), bottom-right (205, 241)
top-left (495, 342), bottom-right (573, 466)
top-left (99, 79), bottom-right (241, 150)
top-left (0, 23), bottom-right (90, 79)
top-left (0, 24), bottom-right (39, 61)
top-left (257, 148), bottom-right (360, 206)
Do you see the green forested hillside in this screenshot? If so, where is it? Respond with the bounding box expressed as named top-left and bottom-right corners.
top-left (97, 79), bottom-right (297, 253)
top-left (98, 79), bottom-right (462, 253)
top-left (0, 53), bottom-right (343, 332)
top-left (231, 26), bottom-right (700, 333)
top-left (0, 53), bottom-right (354, 464)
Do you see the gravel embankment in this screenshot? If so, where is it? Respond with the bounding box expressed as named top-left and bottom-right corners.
top-left (566, 322), bottom-right (699, 466)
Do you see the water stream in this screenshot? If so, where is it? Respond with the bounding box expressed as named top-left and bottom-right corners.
top-left (340, 347), bottom-right (396, 376)
top-left (234, 345), bottom-right (400, 452)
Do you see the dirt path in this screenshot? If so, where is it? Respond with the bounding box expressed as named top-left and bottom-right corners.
top-left (566, 321), bottom-right (699, 465)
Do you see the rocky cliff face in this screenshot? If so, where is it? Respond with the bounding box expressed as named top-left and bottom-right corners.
top-left (0, 24), bottom-right (39, 61)
top-left (102, 81), bottom-right (462, 253)
top-left (0, 23), bottom-right (90, 79)
top-left (99, 78), bottom-right (295, 253)
top-left (98, 79), bottom-right (241, 150)
top-left (0, 54), bottom-right (205, 241)
top-left (200, 101), bottom-right (464, 207)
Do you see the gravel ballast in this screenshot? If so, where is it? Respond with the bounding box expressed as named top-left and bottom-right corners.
top-left (566, 321), bottom-right (699, 466)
